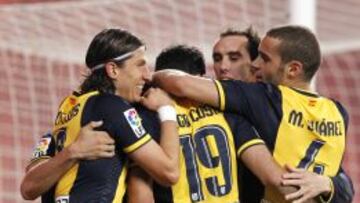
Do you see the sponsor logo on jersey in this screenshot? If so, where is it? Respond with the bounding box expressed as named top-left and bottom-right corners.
top-left (124, 108), bottom-right (146, 137)
top-left (55, 103), bottom-right (80, 125)
top-left (32, 135), bottom-right (52, 158)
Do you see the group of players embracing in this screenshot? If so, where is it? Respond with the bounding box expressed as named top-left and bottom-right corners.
top-left (21, 25), bottom-right (354, 203)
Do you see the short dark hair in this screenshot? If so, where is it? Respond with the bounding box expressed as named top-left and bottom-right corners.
top-left (266, 25), bottom-right (321, 81)
top-left (220, 26), bottom-right (260, 61)
top-left (155, 45), bottom-right (206, 76)
top-left (80, 28), bottom-right (144, 94)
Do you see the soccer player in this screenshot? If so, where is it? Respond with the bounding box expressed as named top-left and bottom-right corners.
top-left (127, 45), bottom-right (298, 203)
top-left (212, 27), bottom-right (354, 203)
top-left (20, 28), bottom-right (180, 202)
top-left (212, 27), bottom-right (269, 202)
top-left (153, 25), bottom-right (354, 203)
top-left (212, 27), bottom-right (260, 81)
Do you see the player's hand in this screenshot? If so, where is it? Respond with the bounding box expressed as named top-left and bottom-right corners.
top-left (281, 164), bottom-right (332, 203)
top-left (140, 87), bottom-right (174, 111)
top-left (68, 121), bottom-right (115, 160)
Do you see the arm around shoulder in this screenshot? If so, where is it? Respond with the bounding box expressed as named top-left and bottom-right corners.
top-left (152, 70), bottom-right (219, 107)
top-left (21, 147), bottom-right (76, 200)
top-left (240, 144), bottom-right (306, 203)
top-left (21, 121), bottom-right (115, 200)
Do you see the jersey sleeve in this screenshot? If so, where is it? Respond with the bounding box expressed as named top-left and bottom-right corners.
top-left (224, 113), bottom-right (265, 157)
top-left (214, 80), bottom-right (281, 115)
top-left (136, 104), bottom-right (161, 143)
top-left (28, 132), bottom-right (56, 164)
top-left (90, 95), bottom-right (153, 154)
top-left (319, 167), bottom-right (354, 203)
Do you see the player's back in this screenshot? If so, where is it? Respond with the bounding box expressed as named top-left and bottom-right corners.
top-left (139, 99), bottom-right (262, 203)
top-left (267, 86), bottom-right (347, 200)
top-left (216, 80), bottom-right (348, 201)
top-left (171, 100), bottom-right (239, 203)
top-left (273, 86), bottom-right (346, 175)
top-left (217, 81), bottom-right (347, 176)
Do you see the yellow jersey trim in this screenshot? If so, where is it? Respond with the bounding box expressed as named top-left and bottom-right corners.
top-left (54, 91), bottom-right (99, 197)
top-left (214, 80), bottom-right (225, 111)
top-left (123, 134), bottom-right (152, 153)
top-left (319, 177), bottom-right (334, 203)
top-left (112, 164), bottom-right (128, 203)
top-left (237, 139), bottom-right (265, 157)
top-left (55, 164), bottom-right (79, 196)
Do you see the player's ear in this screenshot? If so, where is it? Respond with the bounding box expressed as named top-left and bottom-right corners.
top-left (105, 62), bottom-right (119, 79)
top-left (286, 60), bottom-right (303, 79)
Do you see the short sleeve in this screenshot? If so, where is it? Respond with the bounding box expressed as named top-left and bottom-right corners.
top-left (214, 80), bottom-right (280, 115)
top-left (224, 113), bottom-right (265, 157)
top-left (136, 105), bottom-right (161, 142)
top-left (215, 80), bottom-right (283, 150)
top-left (89, 95), bottom-right (153, 154)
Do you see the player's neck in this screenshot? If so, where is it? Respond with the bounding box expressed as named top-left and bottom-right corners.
top-left (283, 80), bottom-right (312, 92)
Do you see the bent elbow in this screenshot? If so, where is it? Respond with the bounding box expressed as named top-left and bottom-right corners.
top-left (157, 168), bottom-right (180, 186)
top-left (20, 183), bottom-right (38, 200)
top-left (166, 170), bottom-right (180, 185)
top-left (22, 193), bottom-right (37, 201)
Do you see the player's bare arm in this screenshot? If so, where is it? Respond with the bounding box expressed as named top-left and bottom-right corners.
top-left (240, 144), bottom-right (293, 202)
top-left (128, 88), bottom-right (180, 186)
top-left (152, 70), bottom-right (219, 108)
top-left (241, 144), bottom-right (316, 203)
top-left (126, 166), bottom-right (154, 203)
top-left (20, 121), bottom-right (115, 200)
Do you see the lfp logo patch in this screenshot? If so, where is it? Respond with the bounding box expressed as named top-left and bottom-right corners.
top-left (124, 108), bottom-right (146, 137)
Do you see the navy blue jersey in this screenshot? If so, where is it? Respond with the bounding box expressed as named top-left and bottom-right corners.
top-left (30, 91), bottom-right (153, 203)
